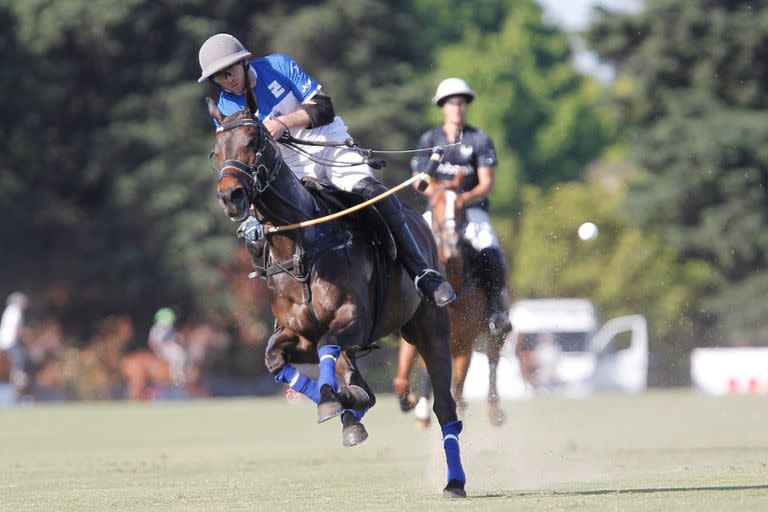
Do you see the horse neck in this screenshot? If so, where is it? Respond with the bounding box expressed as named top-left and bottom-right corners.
top-left (255, 160), bottom-right (316, 258)
top-left (432, 189), bottom-right (467, 289)
top-left (443, 246), bottom-right (467, 291)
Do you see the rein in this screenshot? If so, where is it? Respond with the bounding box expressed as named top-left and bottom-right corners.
top-left (278, 132), bottom-right (464, 170)
top-left (212, 116), bottom-right (447, 233)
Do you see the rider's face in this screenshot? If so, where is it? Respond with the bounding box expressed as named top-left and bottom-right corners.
top-left (441, 96), bottom-right (468, 125)
top-left (212, 62), bottom-right (247, 93)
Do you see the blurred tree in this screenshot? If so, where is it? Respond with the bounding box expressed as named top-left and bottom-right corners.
top-left (512, 163), bottom-right (713, 379)
top-left (588, 0), bottom-right (768, 343)
top-left (423, 0), bottom-right (615, 211)
top-left (0, 0), bottom-right (454, 349)
top-left (257, 0), bottom-right (433, 185)
top-left (0, 0), bottom-right (248, 338)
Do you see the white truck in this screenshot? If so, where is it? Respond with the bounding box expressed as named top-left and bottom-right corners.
top-left (463, 298), bottom-right (649, 398)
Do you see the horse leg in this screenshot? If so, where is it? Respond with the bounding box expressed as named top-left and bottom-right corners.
top-left (403, 307), bottom-right (467, 499)
top-left (265, 328), bottom-right (322, 404)
top-left (336, 351), bottom-right (375, 447)
top-left (451, 343), bottom-right (472, 418)
top-left (486, 333), bottom-right (506, 426)
top-left (413, 366), bottom-right (433, 429)
top-left (315, 306), bottom-right (370, 423)
top-left (120, 354), bottom-right (147, 400)
top-left (266, 327), bottom-right (370, 421)
top-left (393, 339), bottom-right (420, 413)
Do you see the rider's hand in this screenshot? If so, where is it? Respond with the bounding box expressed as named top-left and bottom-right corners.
top-left (392, 376), bottom-right (410, 397)
top-left (263, 117), bottom-right (289, 140)
top-left (455, 192), bottom-right (466, 210)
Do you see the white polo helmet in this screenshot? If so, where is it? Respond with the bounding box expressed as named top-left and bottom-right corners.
top-left (432, 77), bottom-right (476, 106)
top-left (198, 33), bottom-right (253, 83)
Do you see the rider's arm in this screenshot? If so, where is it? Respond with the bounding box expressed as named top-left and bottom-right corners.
top-left (458, 131), bottom-right (497, 205)
top-left (458, 165), bottom-right (494, 205)
top-left (263, 93), bottom-right (335, 139)
top-left (298, 93), bottom-right (334, 128)
top-left (411, 131), bottom-right (435, 195)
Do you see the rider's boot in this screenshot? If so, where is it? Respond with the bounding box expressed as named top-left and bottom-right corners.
top-left (353, 177), bottom-right (455, 307)
top-left (475, 247), bottom-right (513, 339)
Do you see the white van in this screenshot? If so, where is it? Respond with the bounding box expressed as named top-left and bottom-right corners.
top-left (463, 298), bottom-right (648, 398)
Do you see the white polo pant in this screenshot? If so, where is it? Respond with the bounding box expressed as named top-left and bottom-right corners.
top-left (423, 207), bottom-right (500, 251)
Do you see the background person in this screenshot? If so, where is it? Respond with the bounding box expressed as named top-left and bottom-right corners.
top-left (411, 77), bottom-right (513, 336)
top-left (148, 308), bottom-right (187, 386)
top-left (0, 292), bottom-right (30, 403)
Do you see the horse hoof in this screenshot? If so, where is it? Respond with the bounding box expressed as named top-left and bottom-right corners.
top-left (398, 393), bottom-right (416, 413)
top-left (337, 385), bottom-right (371, 411)
top-left (442, 480), bottom-right (467, 499)
top-left (342, 423), bottom-right (369, 447)
top-left (489, 406), bottom-right (506, 427)
top-left (317, 399), bottom-right (343, 423)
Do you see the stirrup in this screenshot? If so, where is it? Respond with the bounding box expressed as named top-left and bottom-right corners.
top-left (414, 269), bottom-right (456, 307)
top-left (414, 269), bottom-right (442, 290)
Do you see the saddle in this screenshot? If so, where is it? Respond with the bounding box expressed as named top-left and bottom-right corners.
top-left (246, 178), bottom-right (395, 347)
top-left (300, 177), bottom-right (397, 261)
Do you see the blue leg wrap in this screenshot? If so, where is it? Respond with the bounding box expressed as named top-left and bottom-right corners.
top-left (340, 408), bottom-right (366, 423)
top-left (275, 364), bottom-right (320, 404)
top-left (317, 345), bottom-right (341, 392)
top-left (441, 420), bottom-right (466, 484)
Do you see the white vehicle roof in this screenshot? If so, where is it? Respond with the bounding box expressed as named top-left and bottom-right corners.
top-left (511, 299), bottom-right (598, 333)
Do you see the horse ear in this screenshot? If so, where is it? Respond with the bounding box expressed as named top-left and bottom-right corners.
top-left (206, 97), bottom-right (224, 124)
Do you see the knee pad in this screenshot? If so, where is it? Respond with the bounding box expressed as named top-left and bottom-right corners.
top-left (353, 177), bottom-right (405, 226)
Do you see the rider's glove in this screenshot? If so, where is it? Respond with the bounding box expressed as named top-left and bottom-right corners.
top-left (237, 216), bottom-right (265, 245)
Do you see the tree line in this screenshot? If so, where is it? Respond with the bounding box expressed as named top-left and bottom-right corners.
top-left (0, 0), bottom-right (762, 380)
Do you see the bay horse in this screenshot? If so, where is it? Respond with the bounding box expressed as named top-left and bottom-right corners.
top-left (393, 184), bottom-right (508, 426)
top-left (207, 96), bottom-right (467, 498)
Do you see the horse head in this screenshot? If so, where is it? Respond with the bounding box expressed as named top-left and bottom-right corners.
top-left (429, 185), bottom-right (466, 262)
top-left (207, 97), bottom-right (281, 222)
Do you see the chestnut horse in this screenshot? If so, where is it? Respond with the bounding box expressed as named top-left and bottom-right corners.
top-left (207, 96), bottom-right (466, 498)
top-left (394, 185), bottom-right (507, 426)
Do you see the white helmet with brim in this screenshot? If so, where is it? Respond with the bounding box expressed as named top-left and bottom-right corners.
top-left (432, 77), bottom-right (476, 106)
top-left (198, 33), bottom-right (252, 83)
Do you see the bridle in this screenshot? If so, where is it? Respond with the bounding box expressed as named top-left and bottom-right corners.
top-left (211, 113), bottom-right (317, 227)
top-left (431, 188), bottom-right (465, 261)
top-left (211, 115), bottom-right (283, 198)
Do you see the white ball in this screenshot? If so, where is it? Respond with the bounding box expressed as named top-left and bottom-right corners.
top-left (578, 222), bottom-right (599, 241)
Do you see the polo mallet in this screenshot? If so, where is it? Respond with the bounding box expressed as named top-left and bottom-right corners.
top-left (417, 148), bottom-right (445, 192)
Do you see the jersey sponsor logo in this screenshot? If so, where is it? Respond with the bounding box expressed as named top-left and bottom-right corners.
top-left (268, 80), bottom-right (286, 98)
top-left (460, 145), bottom-right (473, 158)
top-left (300, 78), bottom-right (312, 94)
top-left (290, 61), bottom-right (301, 75)
top-left (437, 163), bottom-right (470, 176)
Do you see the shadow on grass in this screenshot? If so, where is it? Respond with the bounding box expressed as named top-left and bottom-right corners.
top-left (471, 484), bottom-right (768, 500)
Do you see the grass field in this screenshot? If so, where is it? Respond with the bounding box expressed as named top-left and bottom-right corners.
top-left (1, 391), bottom-right (767, 511)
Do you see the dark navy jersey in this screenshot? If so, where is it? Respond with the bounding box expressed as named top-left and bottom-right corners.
top-left (411, 125), bottom-right (497, 211)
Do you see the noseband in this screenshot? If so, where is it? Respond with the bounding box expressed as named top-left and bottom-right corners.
top-left (214, 117), bottom-right (282, 197)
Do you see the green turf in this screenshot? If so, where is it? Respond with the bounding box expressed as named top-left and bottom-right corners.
top-left (1, 391), bottom-right (767, 511)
